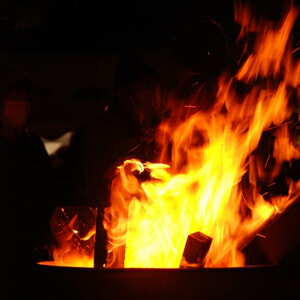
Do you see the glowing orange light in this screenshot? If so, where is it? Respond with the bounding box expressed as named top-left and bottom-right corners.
top-left (104, 4), bottom-right (300, 268)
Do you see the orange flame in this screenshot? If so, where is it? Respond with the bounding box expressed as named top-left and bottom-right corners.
top-left (45, 206), bottom-right (96, 268)
top-left (104, 3), bottom-right (300, 268)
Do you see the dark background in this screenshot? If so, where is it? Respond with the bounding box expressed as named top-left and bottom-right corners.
top-left (0, 0), bottom-right (236, 52)
top-left (0, 0), bottom-right (298, 139)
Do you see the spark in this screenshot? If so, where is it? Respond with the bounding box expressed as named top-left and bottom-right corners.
top-left (264, 154), bottom-right (271, 168)
top-left (128, 144), bottom-right (141, 154)
top-left (191, 81), bottom-right (200, 87)
top-left (184, 105), bottom-right (197, 108)
top-left (291, 46), bottom-right (300, 54)
top-left (256, 233), bottom-right (266, 238)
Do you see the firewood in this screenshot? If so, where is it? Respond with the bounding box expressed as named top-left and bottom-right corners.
top-left (243, 198), bottom-right (300, 265)
top-left (180, 231), bottom-right (212, 268)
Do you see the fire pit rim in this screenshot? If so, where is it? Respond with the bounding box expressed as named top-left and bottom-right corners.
top-left (35, 262), bottom-right (277, 273)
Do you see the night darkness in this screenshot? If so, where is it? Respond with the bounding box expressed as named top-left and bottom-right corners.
top-left (0, 0), bottom-right (236, 52)
top-left (1, 0), bottom-right (299, 52)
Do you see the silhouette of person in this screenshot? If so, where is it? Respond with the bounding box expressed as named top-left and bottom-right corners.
top-left (0, 64), bottom-right (56, 269)
top-left (61, 51), bottom-right (162, 209)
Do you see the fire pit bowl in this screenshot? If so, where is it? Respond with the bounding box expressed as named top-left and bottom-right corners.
top-left (13, 263), bottom-right (300, 300)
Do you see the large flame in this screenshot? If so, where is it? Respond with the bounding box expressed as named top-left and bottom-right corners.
top-left (104, 3), bottom-right (300, 268)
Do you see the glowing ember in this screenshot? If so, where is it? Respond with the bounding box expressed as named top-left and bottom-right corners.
top-left (103, 4), bottom-right (300, 268)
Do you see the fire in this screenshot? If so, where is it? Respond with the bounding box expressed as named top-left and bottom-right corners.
top-left (104, 3), bottom-right (300, 268)
top-left (45, 206), bottom-right (96, 268)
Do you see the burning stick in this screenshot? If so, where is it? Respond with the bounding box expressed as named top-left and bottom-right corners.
top-left (94, 206), bottom-right (108, 269)
top-left (180, 232), bottom-right (212, 268)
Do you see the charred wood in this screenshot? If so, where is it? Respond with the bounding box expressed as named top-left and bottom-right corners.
top-left (180, 231), bottom-right (212, 268)
top-left (243, 198), bottom-right (300, 265)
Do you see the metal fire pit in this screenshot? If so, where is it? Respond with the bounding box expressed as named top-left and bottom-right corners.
top-left (12, 263), bottom-right (300, 300)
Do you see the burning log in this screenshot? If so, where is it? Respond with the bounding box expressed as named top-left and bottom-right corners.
top-left (180, 232), bottom-right (212, 268)
top-left (243, 198), bottom-right (300, 265)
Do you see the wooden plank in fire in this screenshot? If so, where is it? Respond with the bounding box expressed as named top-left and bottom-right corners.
top-left (243, 198), bottom-right (300, 265)
top-left (180, 231), bottom-right (212, 268)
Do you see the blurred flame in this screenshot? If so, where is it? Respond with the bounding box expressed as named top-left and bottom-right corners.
top-left (104, 3), bottom-right (300, 268)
